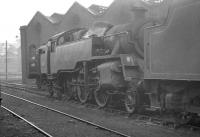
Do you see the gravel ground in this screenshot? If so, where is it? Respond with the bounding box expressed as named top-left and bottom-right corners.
top-left (1, 87), bottom-right (200, 137)
top-left (0, 107), bottom-right (45, 137)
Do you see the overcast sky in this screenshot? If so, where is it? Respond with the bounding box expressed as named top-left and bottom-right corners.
top-left (0, 0), bottom-right (113, 43)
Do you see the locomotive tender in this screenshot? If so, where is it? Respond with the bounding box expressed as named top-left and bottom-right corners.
top-left (29, 0), bottom-right (200, 115)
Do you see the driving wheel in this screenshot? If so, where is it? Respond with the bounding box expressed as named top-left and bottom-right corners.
top-left (125, 92), bottom-right (138, 113)
top-left (77, 73), bottom-right (89, 103)
top-left (94, 88), bottom-right (109, 108)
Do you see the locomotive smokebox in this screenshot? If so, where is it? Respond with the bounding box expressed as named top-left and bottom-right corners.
top-left (131, 6), bottom-right (147, 21)
top-left (104, 6), bottom-right (148, 58)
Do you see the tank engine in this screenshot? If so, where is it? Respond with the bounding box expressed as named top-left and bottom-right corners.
top-left (30, 0), bottom-right (200, 116)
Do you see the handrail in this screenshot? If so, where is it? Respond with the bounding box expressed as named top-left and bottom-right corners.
top-left (103, 31), bottom-right (129, 38)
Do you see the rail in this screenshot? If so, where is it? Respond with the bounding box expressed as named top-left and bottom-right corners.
top-left (2, 106), bottom-right (53, 137)
top-left (2, 92), bottom-right (131, 137)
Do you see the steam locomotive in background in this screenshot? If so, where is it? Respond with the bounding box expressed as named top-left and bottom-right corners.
top-left (28, 0), bottom-right (200, 116)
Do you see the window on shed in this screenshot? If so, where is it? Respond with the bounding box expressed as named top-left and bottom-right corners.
top-left (29, 45), bottom-right (36, 58)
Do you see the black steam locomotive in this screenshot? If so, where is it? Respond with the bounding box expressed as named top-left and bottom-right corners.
top-left (29, 0), bottom-right (200, 116)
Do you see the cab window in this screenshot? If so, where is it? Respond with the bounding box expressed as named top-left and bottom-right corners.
top-left (38, 49), bottom-right (45, 54)
top-left (50, 41), bottom-right (56, 52)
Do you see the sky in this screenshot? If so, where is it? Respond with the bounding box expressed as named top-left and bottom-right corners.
top-left (0, 0), bottom-right (114, 43)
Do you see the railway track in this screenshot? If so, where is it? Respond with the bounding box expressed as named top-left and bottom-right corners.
top-left (2, 106), bottom-right (53, 137)
top-left (0, 82), bottom-right (164, 126)
top-left (1, 81), bottom-right (39, 92)
top-left (1, 82), bottom-right (200, 133)
top-left (1, 91), bottom-right (131, 137)
top-left (0, 81), bottom-right (48, 97)
top-left (1, 81), bottom-right (129, 115)
top-left (0, 82), bottom-right (183, 128)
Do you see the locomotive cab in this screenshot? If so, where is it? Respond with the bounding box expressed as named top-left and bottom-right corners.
top-left (28, 45), bottom-right (39, 79)
top-left (35, 45), bottom-right (48, 89)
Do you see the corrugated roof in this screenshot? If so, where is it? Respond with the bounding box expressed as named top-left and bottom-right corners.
top-left (46, 13), bottom-right (64, 24)
top-left (28, 2), bottom-right (109, 27)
